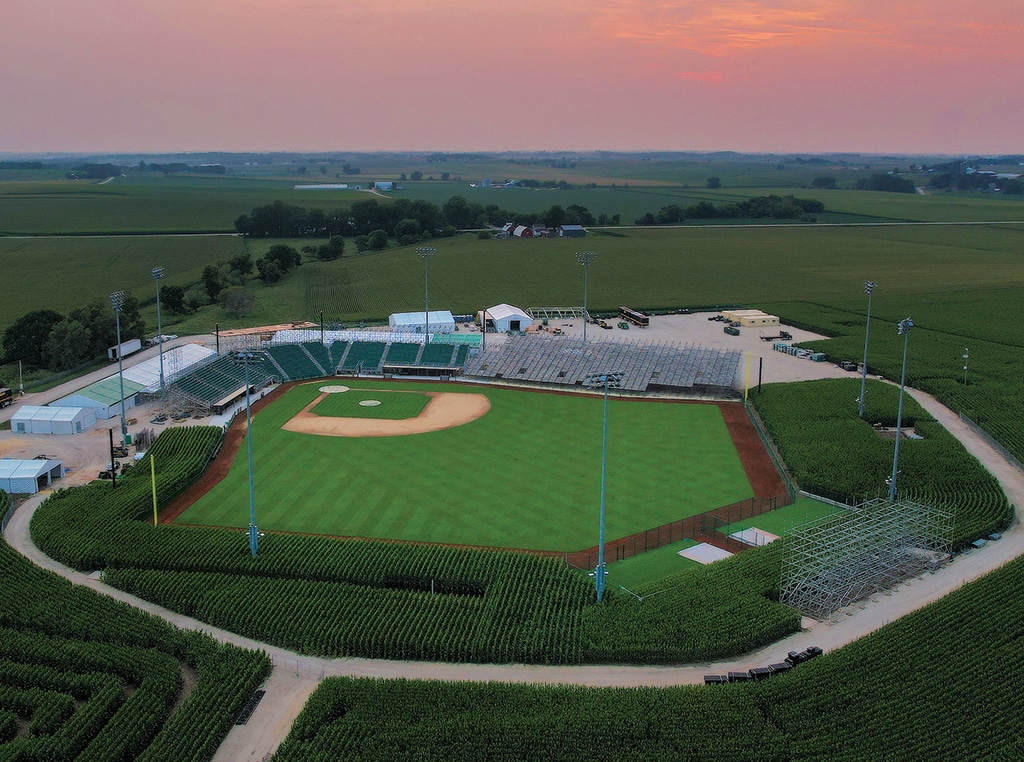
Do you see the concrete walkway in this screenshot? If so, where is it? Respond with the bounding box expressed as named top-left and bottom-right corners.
top-left (4, 389), bottom-right (1024, 760)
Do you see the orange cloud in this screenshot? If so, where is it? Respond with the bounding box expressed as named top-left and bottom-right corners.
top-left (675, 70), bottom-right (725, 83)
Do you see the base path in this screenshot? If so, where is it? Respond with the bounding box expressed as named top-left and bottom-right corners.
top-left (3, 388), bottom-right (1023, 761)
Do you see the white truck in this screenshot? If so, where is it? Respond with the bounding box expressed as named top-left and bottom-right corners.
top-left (108, 338), bottom-right (143, 361)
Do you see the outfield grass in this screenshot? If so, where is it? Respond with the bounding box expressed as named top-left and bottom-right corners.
top-left (177, 381), bottom-right (753, 551)
top-left (310, 389), bottom-right (429, 420)
top-left (724, 496), bottom-right (844, 538)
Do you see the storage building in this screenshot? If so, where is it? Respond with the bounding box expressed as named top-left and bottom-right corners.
top-left (558, 224), bottom-right (587, 237)
top-left (52, 376), bottom-right (145, 419)
top-left (388, 310), bottom-right (456, 335)
top-left (721, 309), bottom-right (780, 327)
top-left (10, 406), bottom-right (96, 435)
top-left (0, 459), bottom-right (64, 495)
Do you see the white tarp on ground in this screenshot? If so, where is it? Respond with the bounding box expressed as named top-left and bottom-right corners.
top-left (0, 459), bottom-right (64, 494)
top-left (730, 527), bottom-right (781, 547)
top-left (679, 543), bottom-right (734, 564)
top-left (10, 406), bottom-right (96, 435)
top-left (270, 329), bottom-right (430, 345)
top-left (123, 343), bottom-right (215, 391)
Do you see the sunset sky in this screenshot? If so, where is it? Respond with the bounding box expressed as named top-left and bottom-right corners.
top-left (1, 0), bottom-right (1020, 154)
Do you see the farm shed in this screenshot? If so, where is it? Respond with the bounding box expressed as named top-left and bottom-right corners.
top-left (558, 224), bottom-right (587, 237)
top-left (10, 406), bottom-right (96, 435)
top-left (512, 225), bottom-right (533, 238)
top-left (0, 459), bottom-right (64, 495)
top-left (389, 311), bottom-right (456, 335)
top-left (483, 303), bottom-right (532, 333)
top-left (53, 376), bottom-right (145, 420)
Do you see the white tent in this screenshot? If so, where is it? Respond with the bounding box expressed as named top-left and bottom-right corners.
top-left (0, 459), bottom-right (64, 494)
top-left (388, 310), bottom-right (456, 335)
top-left (11, 406), bottom-right (96, 435)
top-left (484, 303), bottom-right (532, 333)
top-left (123, 343), bottom-right (215, 391)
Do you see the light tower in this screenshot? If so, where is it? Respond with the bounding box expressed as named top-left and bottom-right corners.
top-left (858, 280), bottom-right (876, 418)
top-left (576, 251), bottom-right (597, 342)
top-left (109, 290), bottom-right (129, 446)
top-left (416, 247), bottom-right (437, 343)
top-left (152, 267), bottom-right (166, 394)
top-left (888, 318), bottom-right (913, 501)
top-left (236, 351), bottom-right (260, 557)
top-left (583, 371), bottom-right (622, 602)
top-left (962, 347), bottom-right (969, 386)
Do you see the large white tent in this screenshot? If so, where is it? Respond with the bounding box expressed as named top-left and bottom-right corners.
top-left (388, 310), bottom-right (456, 335)
top-left (11, 406), bottom-right (96, 435)
top-left (0, 459), bottom-right (64, 494)
top-left (482, 303), bottom-right (532, 333)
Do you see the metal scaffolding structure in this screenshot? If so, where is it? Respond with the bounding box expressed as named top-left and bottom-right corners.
top-left (780, 498), bottom-right (954, 621)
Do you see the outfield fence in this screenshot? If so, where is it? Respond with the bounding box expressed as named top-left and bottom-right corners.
top-left (564, 494), bottom-right (788, 570)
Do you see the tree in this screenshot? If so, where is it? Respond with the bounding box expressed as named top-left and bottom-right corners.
top-left (2, 310), bottom-right (64, 366)
top-left (811, 176), bottom-right (837, 189)
top-left (219, 286), bottom-right (255, 316)
top-left (706, 177), bottom-right (721, 189)
top-left (367, 229), bottom-right (389, 250)
top-left (410, 171), bottom-right (423, 181)
top-left (394, 218), bottom-right (422, 244)
top-left (266, 244), bottom-right (301, 271)
top-left (256, 257), bottom-right (282, 283)
top-left (314, 236), bottom-right (345, 261)
top-left (44, 320), bottom-right (92, 371)
top-left (161, 285), bottom-right (188, 315)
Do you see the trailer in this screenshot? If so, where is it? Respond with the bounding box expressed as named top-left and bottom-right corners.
top-left (0, 387), bottom-right (13, 409)
top-left (108, 338), bottom-right (143, 361)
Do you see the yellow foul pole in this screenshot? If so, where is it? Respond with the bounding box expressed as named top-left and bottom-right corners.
top-left (151, 455), bottom-right (158, 526)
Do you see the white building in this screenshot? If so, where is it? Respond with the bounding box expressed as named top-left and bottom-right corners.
top-left (11, 406), bottom-right (96, 435)
top-left (53, 376), bottom-right (144, 420)
top-left (482, 303), bottom-right (533, 333)
top-left (388, 310), bottom-right (456, 335)
top-left (0, 459), bottom-right (64, 495)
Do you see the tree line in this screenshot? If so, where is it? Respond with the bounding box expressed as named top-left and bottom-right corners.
top-left (234, 196), bottom-right (613, 243)
top-left (634, 194), bottom-right (825, 225)
top-left (1, 298), bottom-right (145, 372)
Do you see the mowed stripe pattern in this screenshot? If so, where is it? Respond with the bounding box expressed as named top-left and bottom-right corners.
top-left (178, 382), bottom-right (753, 551)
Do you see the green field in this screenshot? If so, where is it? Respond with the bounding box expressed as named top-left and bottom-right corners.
top-left (310, 388), bottom-right (430, 419)
top-left (178, 381), bottom-right (753, 551)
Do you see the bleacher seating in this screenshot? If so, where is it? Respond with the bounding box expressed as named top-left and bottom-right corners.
top-left (339, 341), bottom-right (387, 372)
top-left (419, 343), bottom-right (457, 367)
top-left (170, 354), bottom-right (271, 406)
top-left (301, 342), bottom-right (333, 374)
top-left (328, 341), bottom-right (350, 370)
top-left (453, 345), bottom-right (470, 368)
top-left (383, 342), bottom-right (421, 366)
top-left (265, 344), bottom-right (323, 381)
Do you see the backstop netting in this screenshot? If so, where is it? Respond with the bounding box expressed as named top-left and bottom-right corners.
top-left (780, 497), bottom-right (954, 621)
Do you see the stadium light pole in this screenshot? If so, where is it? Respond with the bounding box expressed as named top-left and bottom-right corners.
top-left (416, 247), bottom-right (436, 343)
top-left (888, 318), bottom-right (913, 501)
top-left (858, 280), bottom-right (876, 418)
top-left (236, 351), bottom-right (259, 557)
top-left (152, 267), bottom-right (165, 394)
top-left (576, 251), bottom-right (597, 343)
top-left (962, 347), bottom-right (969, 386)
top-left (584, 371), bottom-right (622, 602)
top-left (109, 290), bottom-right (129, 447)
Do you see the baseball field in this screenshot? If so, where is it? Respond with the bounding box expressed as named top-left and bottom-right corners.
top-left (174, 380), bottom-right (755, 551)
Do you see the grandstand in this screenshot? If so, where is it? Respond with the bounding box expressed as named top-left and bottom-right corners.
top-left (463, 335), bottom-right (741, 395)
top-left (166, 353), bottom-right (274, 415)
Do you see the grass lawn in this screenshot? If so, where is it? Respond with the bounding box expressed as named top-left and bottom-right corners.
top-left (177, 381), bottom-right (753, 551)
top-left (600, 539), bottom-right (703, 593)
top-left (310, 389), bottom-right (430, 420)
top-left (724, 497), bottom-right (845, 539)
